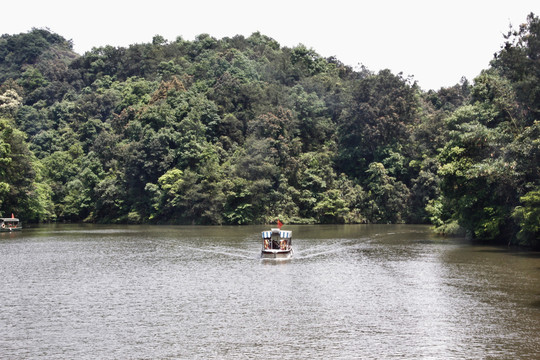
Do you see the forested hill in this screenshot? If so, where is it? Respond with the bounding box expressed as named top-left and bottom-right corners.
top-left (0, 15), bottom-right (538, 247)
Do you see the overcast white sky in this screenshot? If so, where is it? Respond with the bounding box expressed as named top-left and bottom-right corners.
top-left (2, 1), bottom-right (539, 90)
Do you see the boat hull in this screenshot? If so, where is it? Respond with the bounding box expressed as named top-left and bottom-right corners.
top-left (261, 249), bottom-right (293, 259)
top-left (0, 227), bottom-right (22, 232)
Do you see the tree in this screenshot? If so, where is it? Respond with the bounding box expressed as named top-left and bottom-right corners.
top-left (365, 162), bottom-right (410, 223)
top-left (153, 168), bottom-right (184, 220)
top-left (492, 13), bottom-right (540, 123)
top-left (3, 21), bottom-right (539, 238)
top-left (512, 188), bottom-right (540, 247)
top-left (290, 44), bottom-right (327, 77)
top-left (287, 85), bottom-right (334, 151)
top-left (93, 173), bottom-right (126, 223)
top-left (313, 189), bottom-right (349, 223)
top-left (0, 118), bottom-right (53, 221)
top-left (408, 158), bottom-right (441, 223)
top-left (0, 89), bottom-right (22, 118)
top-left (435, 70), bottom-right (538, 243)
top-left (337, 69), bottom-right (418, 180)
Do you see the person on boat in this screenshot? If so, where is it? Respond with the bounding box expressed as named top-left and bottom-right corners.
top-left (280, 239), bottom-right (287, 250)
top-left (264, 238), bottom-right (270, 249)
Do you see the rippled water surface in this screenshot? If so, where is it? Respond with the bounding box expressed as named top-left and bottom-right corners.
top-left (1, 224), bottom-right (539, 359)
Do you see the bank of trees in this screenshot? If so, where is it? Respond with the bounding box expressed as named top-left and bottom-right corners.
top-left (0, 15), bottom-right (538, 247)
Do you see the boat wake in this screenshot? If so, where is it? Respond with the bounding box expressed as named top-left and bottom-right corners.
top-left (191, 238), bottom-right (369, 261)
top-left (294, 238), bottom-right (369, 259)
top-left (194, 246), bottom-right (258, 259)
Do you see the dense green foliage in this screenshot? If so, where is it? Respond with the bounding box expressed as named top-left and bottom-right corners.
top-left (0, 16), bottom-right (538, 247)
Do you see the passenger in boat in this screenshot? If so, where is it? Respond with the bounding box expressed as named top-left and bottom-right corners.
top-left (264, 238), bottom-right (270, 249)
top-left (280, 239), bottom-right (287, 250)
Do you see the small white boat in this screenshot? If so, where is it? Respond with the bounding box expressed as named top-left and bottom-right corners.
top-left (0, 217), bottom-right (22, 232)
top-left (261, 228), bottom-right (293, 259)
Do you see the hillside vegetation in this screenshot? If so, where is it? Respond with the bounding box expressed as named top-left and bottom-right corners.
top-left (0, 15), bottom-right (538, 247)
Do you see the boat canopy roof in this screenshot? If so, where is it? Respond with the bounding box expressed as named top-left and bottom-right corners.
top-left (262, 230), bottom-right (292, 238)
top-left (0, 218), bottom-right (19, 222)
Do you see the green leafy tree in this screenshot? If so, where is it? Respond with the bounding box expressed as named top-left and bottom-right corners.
top-left (313, 189), bottom-right (349, 223)
top-left (154, 168), bottom-right (184, 220)
top-left (365, 162), bottom-right (410, 223)
top-left (287, 85), bottom-right (334, 151)
top-left (512, 188), bottom-right (540, 247)
top-left (2, 20), bottom-right (539, 239)
top-left (222, 176), bottom-right (255, 225)
top-left (408, 158), bottom-right (441, 223)
top-left (436, 69), bottom-right (538, 242)
top-left (492, 13), bottom-right (540, 123)
top-left (0, 118), bottom-right (53, 221)
top-left (93, 173), bottom-right (126, 223)
top-left (337, 69), bottom-right (418, 180)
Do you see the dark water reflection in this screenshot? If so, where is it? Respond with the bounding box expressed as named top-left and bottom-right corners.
top-left (0, 224), bottom-right (539, 359)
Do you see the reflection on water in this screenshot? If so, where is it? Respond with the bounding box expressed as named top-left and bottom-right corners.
top-left (0, 224), bottom-right (539, 359)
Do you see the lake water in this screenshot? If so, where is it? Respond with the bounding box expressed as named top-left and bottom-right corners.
top-left (0, 224), bottom-right (539, 359)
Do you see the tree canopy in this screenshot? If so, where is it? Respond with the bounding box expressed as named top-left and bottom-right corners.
top-left (1, 16), bottom-right (539, 247)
